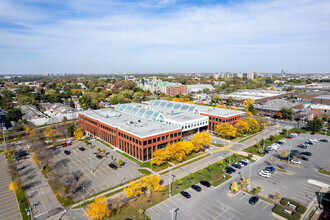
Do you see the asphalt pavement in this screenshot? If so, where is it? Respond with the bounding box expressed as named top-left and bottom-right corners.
top-left (0, 153), bottom-right (22, 220)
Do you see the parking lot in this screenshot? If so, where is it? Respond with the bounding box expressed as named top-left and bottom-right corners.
top-left (146, 182), bottom-right (274, 220)
top-left (51, 140), bottom-right (141, 201)
top-left (0, 153), bottom-right (22, 220)
top-left (247, 132), bottom-right (329, 207)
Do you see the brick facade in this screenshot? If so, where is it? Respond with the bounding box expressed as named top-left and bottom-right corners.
top-left (165, 85), bottom-right (187, 96)
top-left (79, 113), bottom-right (182, 162)
top-left (200, 113), bottom-right (242, 132)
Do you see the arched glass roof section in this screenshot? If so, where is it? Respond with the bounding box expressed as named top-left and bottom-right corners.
top-left (149, 100), bottom-right (200, 115)
top-left (115, 104), bottom-right (165, 122)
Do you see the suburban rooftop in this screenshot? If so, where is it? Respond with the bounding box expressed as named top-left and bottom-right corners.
top-left (80, 109), bottom-right (180, 138)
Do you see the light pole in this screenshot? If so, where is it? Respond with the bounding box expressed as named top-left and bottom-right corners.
top-left (65, 130), bottom-right (68, 142)
top-left (89, 144), bottom-right (93, 173)
top-left (288, 140), bottom-right (292, 163)
top-left (169, 167), bottom-right (172, 198)
top-left (2, 123), bottom-right (6, 144)
top-left (169, 208), bottom-right (179, 220)
top-left (248, 162), bottom-right (252, 190)
top-left (83, 187), bottom-right (86, 201)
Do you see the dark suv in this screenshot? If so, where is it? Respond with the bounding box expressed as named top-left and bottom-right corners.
top-left (109, 163), bottom-right (118, 170)
top-left (226, 167), bottom-right (236, 174)
top-left (191, 185), bottom-right (202, 192)
top-left (200, 180), bottom-right (211, 187)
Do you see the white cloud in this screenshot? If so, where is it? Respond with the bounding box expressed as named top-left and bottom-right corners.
top-left (0, 0), bottom-right (329, 73)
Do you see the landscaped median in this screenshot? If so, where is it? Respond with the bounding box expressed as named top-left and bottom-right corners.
top-left (272, 198), bottom-right (307, 220)
top-left (244, 127), bottom-right (306, 156)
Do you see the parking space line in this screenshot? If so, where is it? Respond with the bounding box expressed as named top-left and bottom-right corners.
top-left (0, 207), bottom-right (20, 217)
top-left (202, 210), bottom-right (214, 219)
top-left (2, 212), bottom-right (20, 220)
top-left (154, 204), bottom-right (167, 214)
top-left (213, 207), bottom-right (229, 220)
top-left (0, 201), bottom-right (17, 209)
top-left (103, 182), bottom-right (110, 188)
top-left (262, 203), bottom-right (269, 211)
top-left (240, 194), bottom-right (247, 200)
top-left (167, 199), bottom-right (179, 207)
top-left (70, 159), bottom-right (79, 167)
top-left (161, 202), bottom-right (172, 209)
top-left (149, 208), bottom-right (161, 217)
top-left (172, 196), bottom-right (184, 204)
top-left (129, 173), bottom-right (135, 178)
top-left (0, 198), bottom-right (15, 205)
top-left (85, 189), bottom-right (93, 196)
top-left (98, 184), bottom-right (105, 190)
top-left (196, 213), bottom-right (205, 220)
top-left (113, 179), bottom-right (119, 184)
top-left (94, 169), bottom-right (104, 176)
top-left (78, 192), bottom-right (84, 200)
top-left (215, 200), bottom-right (244, 216)
top-left (92, 186), bottom-right (99, 193)
top-left (206, 207), bottom-right (221, 216)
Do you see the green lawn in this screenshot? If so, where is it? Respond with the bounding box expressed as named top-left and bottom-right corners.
top-left (15, 187), bottom-right (31, 220)
top-left (138, 169), bottom-right (152, 175)
top-left (318, 169), bottom-right (330, 176)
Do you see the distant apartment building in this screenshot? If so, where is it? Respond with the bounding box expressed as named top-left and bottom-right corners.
top-left (165, 85), bottom-right (187, 96)
top-left (310, 104), bottom-right (330, 119)
top-left (186, 84), bottom-right (214, 93)
top-left (137, 76), bottom-right (182, 93)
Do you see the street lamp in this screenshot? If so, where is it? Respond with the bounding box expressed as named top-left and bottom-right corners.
top-left (169, 167), bottom-right (172, 198)
top-left (65, 130), bottom-right (68, 142)
top-left (89, 144), bottom-right (94, 173)
top-left (83, 187), bottom-right (86, 201)
top-left (169, 208), bottom-right (179, 220)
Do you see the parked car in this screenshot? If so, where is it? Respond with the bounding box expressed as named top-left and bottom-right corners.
top-left (109, 163), bottom-right (118, 170)
top-left (64, 150), bottom-right (71, 155)
top-left (200, 180), bottom-right (211, 187)
top-left (258, 170), bottom-right (271, 178)
top-left (298, 144), bottom-right (309, 149)
top-left (300, 156), bottom-right (309, 161)
top-left (191, 185), bottom-right (202, 192)
top-left (249, 196), bottom-right (259, 205)
top-left (295, 131), bottom-right (302, 134)
top-left (311, 132), bottom-right (315, 135)
top-left (320, 139), bottom-right (329, 143)
top-left (285, 136), bottom-right (292, 139)
top-left (305, 141), bottom-right (313, 145)
top-left (241, 159), bottom-right (250, 164)
top-left (233, 163), bottom-right (242, 169)
top-left (265, 167), bottom-right (275, 174)
top-left (92, 152), bottom-right (98, 157)
top-left (61, 141), bottom-right (72, 147)
top-left (78, 147), bottom-right (85, 151)
top-left (301, 152), bottom-right (312, 156)
top-left (239, 161), bottom-right (248, 166)
top-left (180, 191), bottom-right (191, 198)
top-left (290, 159), bottom-right (301, 164)
top-left (96, 155), bottom-right (103, 159)
top-left (226, 167), bottom-right (236, 174)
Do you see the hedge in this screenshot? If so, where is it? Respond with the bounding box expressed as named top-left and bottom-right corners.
top-left (279, 198), bottom-right (307, 214)
top-left (272, 204), bottom-right (301, 220)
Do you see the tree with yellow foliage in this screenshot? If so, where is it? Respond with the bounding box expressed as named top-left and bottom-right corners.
top-left (278, 149), bottom-right (289, 159)
top-left (245, 111), bottom-right (253, 117)
top-left (243, 98), bottom-right (254, 112)
top-left (85, 196), bottom-right (111, 220)
top-left (124, 181), bottom-right (143, 198)
top-left (234, 120), bottom-right (251, 134)
top-left (231, 181), bottom-right (238, 192)
top-left (245, 117), bottom-right (260, 133)
top-left (141, 176), bottom-right (163, 192)
top-left (180, 141), bottom-right (195, 155)
top-left (240, 177), bottom-right (250, 189)
top-left (166, 143), bottom-right (186, 162)
top-left (191, 132), bottom-right (211, 152)
top-left (215, 123), bottom-right (237, 139)
top-left (74, 127), bottom-right (85, 140)
top-left (270, 86), bottom-right (275, 91)
top-left (151, 148), bottom-right (168, 165)
top-left (9, 182), bottom-right (19, 191)
top-left (230, 107), bottom-right (237, 110)
top-left (172, 97), bottom-right (179, 102)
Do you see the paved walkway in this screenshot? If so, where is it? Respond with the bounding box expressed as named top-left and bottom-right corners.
top-left (0, 153), bottom-right (22, 220)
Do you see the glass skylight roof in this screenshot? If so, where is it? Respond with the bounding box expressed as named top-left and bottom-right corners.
top-left (149, 100), bottom-right (200, 115)
top-left (114, 103), bottom-right (164, 122)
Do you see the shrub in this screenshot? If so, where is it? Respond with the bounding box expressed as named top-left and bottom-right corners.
top-left (272, 204), bottom-right (301, 220)
top-left (280, 198), bottom-right (289, 206)
top-left (174, 178), bottom-right (182, 185)
top-left (207, 165), bottom-right (213, 171)
top-left (296, 205), bottom-right (307, 214)
top-left (97, 147), bottom-right (101, 152)
top-left (187, 173), bottom-right (193, 180)
top-left (197, 169), bottom-right (203, 175)
top-left (138, 209), bottom-right (145, 214)
top-left (292, 213), bottom-right (301, 220)
top-left (118, 159), bottom-right (124, 166)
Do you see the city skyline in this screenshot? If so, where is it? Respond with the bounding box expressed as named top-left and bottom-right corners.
top-left (1, 0), bottom-right (330, 74)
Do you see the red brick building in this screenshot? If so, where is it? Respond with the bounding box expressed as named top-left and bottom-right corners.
top-left (79, 109), bottom-right (181, 162)
top-left (310, 104), bottom-right (330, 119)
top-left (165, 85), bottom-right (187, 96)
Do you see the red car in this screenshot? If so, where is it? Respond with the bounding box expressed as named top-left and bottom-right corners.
top-left (285, 136), bottom-right (292, 139)
top-left (295, 132), bottom-right (302, 134)
top-left (61, 141), bottom-right (72, 147)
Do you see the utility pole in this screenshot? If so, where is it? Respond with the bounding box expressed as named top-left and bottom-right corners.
top-left (288, 140), bottom-right (292, 163)
top-left (169, 167), bottom-right (172, 198)
top-left (248, 162), bottom-right (252, 190)
top-left (65, 130), bottom-right (68, 142)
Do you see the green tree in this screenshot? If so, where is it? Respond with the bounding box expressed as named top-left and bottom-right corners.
top-left (280, 107), bottom-right (295, 120)
top-left (306, 118), bottom-right (323, 132)
top-left (6, 108), bottom-right (23, 122)
top-left (227, 96), bottom-right (234, 106)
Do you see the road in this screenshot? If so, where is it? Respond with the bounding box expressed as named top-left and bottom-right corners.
top-left (17, 156), bottom-right (63, 220)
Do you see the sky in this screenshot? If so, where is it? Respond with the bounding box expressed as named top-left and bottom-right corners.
top-left (0, 0), bottom-right (329, 74)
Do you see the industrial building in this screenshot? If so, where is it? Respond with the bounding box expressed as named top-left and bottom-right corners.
top-left (219, 90), bottom-right (292, 105)
top-left (79, 100), bottom-right (245, 161)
